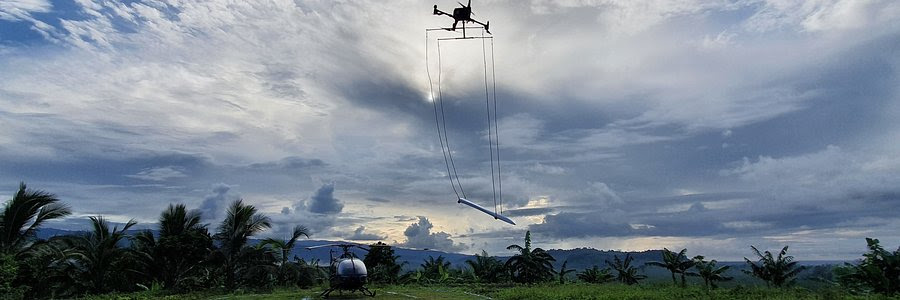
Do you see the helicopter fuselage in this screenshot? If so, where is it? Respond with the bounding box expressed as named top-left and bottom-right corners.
top-left (333, 257), bottom-right (368, 289)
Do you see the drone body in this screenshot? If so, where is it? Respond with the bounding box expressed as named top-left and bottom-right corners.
top-left (433, 0), bottom-right (490, 35)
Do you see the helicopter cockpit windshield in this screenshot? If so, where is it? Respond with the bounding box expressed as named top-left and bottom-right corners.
top-left (337, 258), bottom-right (367, 277)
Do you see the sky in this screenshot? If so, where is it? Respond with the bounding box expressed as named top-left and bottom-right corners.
top-left (1, 0), bottom-right (899, 261)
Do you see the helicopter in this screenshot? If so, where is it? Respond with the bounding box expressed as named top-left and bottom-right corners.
top-left (305, 243), bottom-right (382, 298)
top-left (433, 0), bottom-right (490, 37)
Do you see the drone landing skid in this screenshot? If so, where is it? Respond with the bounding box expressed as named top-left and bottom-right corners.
top-left (320, 286), bottom-right (376, 298)
top-left (458, 198), bottom-right (515, 225)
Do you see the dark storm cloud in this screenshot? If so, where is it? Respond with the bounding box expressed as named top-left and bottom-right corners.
top-left (246, 156), bottom-right (325, 171)
top-left (502, 207), bottom-right (554, 217)
top-left (530, 188), bottom-right (900, 240)
top-left (530, 212), bottom-right (636, 238)
top-left (305, 183), bottom-right (343, 214)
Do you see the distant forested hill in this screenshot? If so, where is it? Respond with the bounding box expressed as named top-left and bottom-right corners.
top-left (36, 228), bottom-right (842, 277)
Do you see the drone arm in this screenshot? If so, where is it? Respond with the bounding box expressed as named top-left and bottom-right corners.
top-left (470, 19), bottom-right (490, 33)
top-left (433, 5), bottom-right (450, 16)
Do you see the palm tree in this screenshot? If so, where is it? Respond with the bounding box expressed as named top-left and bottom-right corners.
top-left (261, 225), bottom-right (310, 285)
top-left (645, 248), bottom-right (694, 287)
top-left (64, 216), bottom-right (137, 293)
top-left (132, 204), bottom-right (212, 290)
top-left (690, 255), bottom-right (732, 289)
top-left (606, 254), bottom-right (647, 285)
top-left (465, 250), bottom-right (506, 283)
top-left (0, 183), bottom-right (71, 256)
top-left (577, 265), bottom-right (614, 284)
top-left (557, 260), bottom-right (575, 284)
top-left (159, 203), bottom-right (205, 237)
top-left (744, 245), bottom-right (805, 287)
top-left (505, 231), bottom-right (556, 283)
top-left (214, 199), bottom-right (272, 289)
top-left (130, 230), bottom-right (162, 285)
top-left (261, 225), bottom-right (309, 267)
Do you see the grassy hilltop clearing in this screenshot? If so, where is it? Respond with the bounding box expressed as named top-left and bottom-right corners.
top-left (81, 284), bottom-right (900, 300)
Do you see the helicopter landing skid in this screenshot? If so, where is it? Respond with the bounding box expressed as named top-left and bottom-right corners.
top-left (320, 286), bottom-right (376, 298)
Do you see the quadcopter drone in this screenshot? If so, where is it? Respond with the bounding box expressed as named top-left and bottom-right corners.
top-left (433, 0), bottom-right (490, 37)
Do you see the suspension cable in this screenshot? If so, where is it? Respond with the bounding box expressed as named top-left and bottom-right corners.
top-left (437, 39), bottom-right (467, 199)
top-left (490, 37), bottom-right (502, 214)
top-left (425, 29), bottom-right (504, 210)
top-left (425, 30), bottom-right (459, 199)
top-left (481, 28), bottom-right (498, 213)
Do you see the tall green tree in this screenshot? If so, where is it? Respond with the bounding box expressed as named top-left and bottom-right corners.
top-left (465, 250), bottom-right (506, 283)
top-left (690, 255), bottom-right (732, 289)
top-left (577, 265), bottom-right (614, 284)
top-left (0, 253), bottom-right (24, 299)
top-left (0, 183), bottom-right (71, 256)
top-left (744, 245), bottom-right (805, 287)
top-left (606, 254), bottom-right (646, 285)
top-left (364, 242), bottom-right (404, 283)
top-left (505, 231), bottom-right (556, 283)
top-left (13, 237), bottom-right (78, 298)
top-left (261, 225), bottom-right (310, 285)
top-left (421, 255), bottom-right (451, 281)
top-left (213, 200), bottom-right (272, 289)
top-left (645, 248), bottom-right (694, 287)
top-left (64, 216), bottom-right (137, 294)
top-left (836, 238), bottom-right (900, 295)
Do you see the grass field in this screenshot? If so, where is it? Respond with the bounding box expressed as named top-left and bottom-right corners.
top-left (82, 284), bottom-right (900, 300)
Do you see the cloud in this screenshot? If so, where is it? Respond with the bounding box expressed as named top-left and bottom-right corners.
top-left (304, 183), bottom-right (343, 215)
top-left (530, 211), bottom-right (635, 238)
top-left (743, 0), bottom-right (900, 33)
top-left (398, 217), bottom-right (466, 252)
top-left (0, 0), bottom-right (51, 21)
top-left (198, 183), bottom-right (239, 222)
top-left (345, 226), bottom-right (386, 241)
top-left (125, 166), bottom-right (187, 181)
top-left (366, 197), bottom-right (391, 203)
top-left (527, 163), bottom-right (566, 175)
top-left (246, 157), bottom-right (325, 171)
top-left (722, 145), bottom-right (900, 203)
top-left (502, 207), bottom-right (554, 217)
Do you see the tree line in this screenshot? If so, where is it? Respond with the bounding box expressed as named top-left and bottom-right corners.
top-left (1, 183), bottom-right (899, 298)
